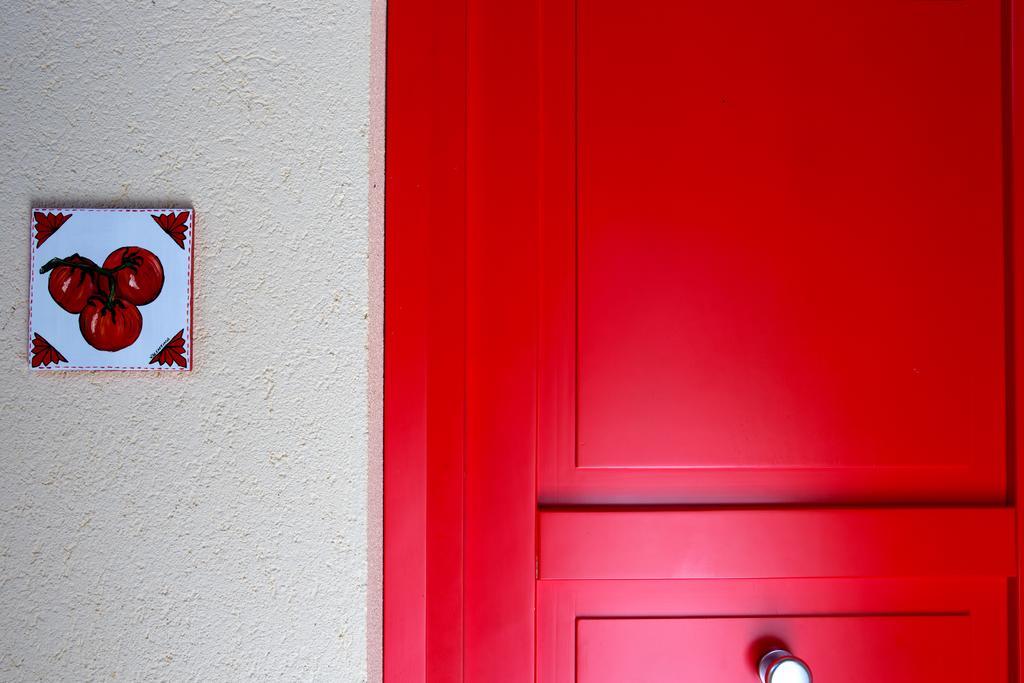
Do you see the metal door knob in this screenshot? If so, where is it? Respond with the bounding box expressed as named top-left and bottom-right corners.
top-left (759, 650), bottom-right (812, 683)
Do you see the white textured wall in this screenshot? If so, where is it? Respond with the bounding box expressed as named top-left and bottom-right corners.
top-left (0, 1), bottom-right (378, 681)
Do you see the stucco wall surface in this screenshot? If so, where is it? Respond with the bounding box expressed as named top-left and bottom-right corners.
top-left (0, 1), bottom-right (376, 680)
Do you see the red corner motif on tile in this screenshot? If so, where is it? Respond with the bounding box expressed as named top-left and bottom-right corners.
top-left (33, 212), bottom-right (72, 247)
top-left (31, 333), bottom-right (68, 367)
top-left (149, 329), bottom-right (187, 368)
top-left (151, 211), bottom-right (190, 249)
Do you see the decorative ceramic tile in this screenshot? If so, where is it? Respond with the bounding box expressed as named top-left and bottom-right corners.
top-left (28, 208), bottom-right (194, 371)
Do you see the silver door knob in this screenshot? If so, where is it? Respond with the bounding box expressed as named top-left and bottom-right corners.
top-left (759, 650), bottom-right (812, 683)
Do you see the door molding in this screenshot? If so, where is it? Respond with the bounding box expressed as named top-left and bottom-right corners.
top-left (384, 1), bottom-right (542, 680)
top-left (384, 1), bottom-right (469, 679)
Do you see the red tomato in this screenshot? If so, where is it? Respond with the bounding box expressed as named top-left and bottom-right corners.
top-left (102, 246), bottom-right (164, 306)
top-left (47, 255), bottom-right (100, 313)
top-left (79, 297), bottom-right (143, 352)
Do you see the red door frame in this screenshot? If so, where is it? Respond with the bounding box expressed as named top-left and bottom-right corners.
top-left (385, 0), bottom-right (1024, 679)
top-left (383, 1), bottom-right (468, 678)
top-left (384, 1), bottom-right (540, 679)
top-left (1012, 0), bottom-right (1024, 674)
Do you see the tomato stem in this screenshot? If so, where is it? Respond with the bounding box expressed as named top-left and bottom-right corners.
top-left (39, 255), bottom-right (135, 277)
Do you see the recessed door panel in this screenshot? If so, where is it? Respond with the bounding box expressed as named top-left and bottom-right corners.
top-left (577, 616), bottom-right (988, 683)
top-left (539, 0), bottom-right (1009, 503)
top-left (537, 578), bottom-right (1009, 682)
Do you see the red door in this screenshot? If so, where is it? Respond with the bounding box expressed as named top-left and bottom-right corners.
top-left (386, 0), bottom-right (1024, 680)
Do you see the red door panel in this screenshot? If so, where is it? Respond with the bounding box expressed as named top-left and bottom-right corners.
top-left (578, 616), bottom-right (994, 683)
top-left (539, 0), bottom-right (1009, 504)
top-left (538, 578), bottom-right (1008, 682)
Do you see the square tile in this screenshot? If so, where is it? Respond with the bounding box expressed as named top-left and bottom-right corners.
top-left (29, 208), bottom-right (194, 371)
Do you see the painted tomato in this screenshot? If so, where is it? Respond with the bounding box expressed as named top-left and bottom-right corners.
top-left (47, 255), bottom-right (100, 313)
top-left (79, 297), bottom-right (143, 352)
top-left (102, 246), bottom-right (164, 306)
